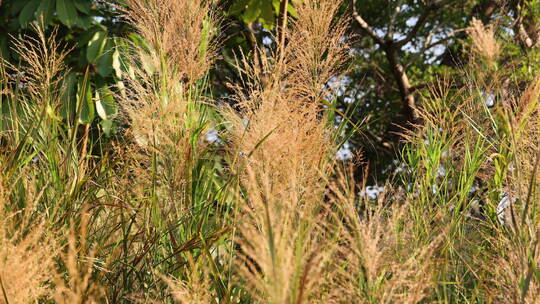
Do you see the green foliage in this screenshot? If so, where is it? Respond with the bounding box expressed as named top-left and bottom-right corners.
top-left (229, 0), bottom-right (297, 29)
top-left (0, 1), bottom-right (539, 302)
top-left (0, 0), bottom-right (129, 139)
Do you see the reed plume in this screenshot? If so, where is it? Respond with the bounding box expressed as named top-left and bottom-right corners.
top-left (227, 0), bottom-right (349, 302)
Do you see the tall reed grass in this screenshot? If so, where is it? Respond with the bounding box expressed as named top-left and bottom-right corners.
top-left (0, 1), bottom-right (538, 303)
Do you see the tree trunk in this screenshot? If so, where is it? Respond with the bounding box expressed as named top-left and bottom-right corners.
top-left (383, 42), bottom-right (418, 128)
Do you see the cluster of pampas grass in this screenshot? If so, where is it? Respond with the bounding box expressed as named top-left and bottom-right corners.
top-left (481, 76), bottom-right (540, 303)
top-left (325, 168), bottom-right (442, 304)
top-left (225, 0), bottom-right (349, 302)
top-left (400, 18), bottom-right (540, 302)
top-left (464, 23), bottom-right (540, 304)
top-left (0, 24), bottom-right (108, 304)
top-left (1, 0), bottom-right (539, 303)
top-left (0, 181), bottom-right (57, 303)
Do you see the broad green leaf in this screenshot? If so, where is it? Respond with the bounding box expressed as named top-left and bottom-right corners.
top-left (87, 31), bottom-right (106, 63)
top-left (272, 0), bottom-right (280, 13)
top-left (76, 15), bottom-right (93, 29)
top-left (100, 119), bottom-right (113, 136)
top-left (97, 40), bottom-right (114, 77)
top-left (19, 0), bottom-right (40, 26)
top-left (95, 88), bottom-right (117, 120)
top-left (116, 80), bottom-right (126, 98)
top-left (229, 0), bottom-right (250, 16)
top-left (60, 72), bottom-right (78, 121)
top-left (259, 0), bottom-right (275, 29)
top-left (0, 36), bottom-right (9, 61)
top-left (76, 25), bottom-right (105, 47)
top-left (112, 49), bottom-right (122, 78)
top-left (73, 0), bottom-right (91, 14)
top-left (97, 54), bottom-right (113, 77)
top-left (94, 91), bottom-right (105, 119)
top-left (242, 0), bottom-right (261, 24)
top-left (127, 33), bottom-right (150, 51)
top-left (36, 0), bottom-right (56, 25)
top-left (56, 0), bottom-right (79, 28)
top-left (10, 0), bottom-right (31, 15)
top-left (271, 0), bottom-right (296, 19)
top-left (77, 79), bottom-right (94, 124)
top-left (287, 2), bottom-right (298, 18)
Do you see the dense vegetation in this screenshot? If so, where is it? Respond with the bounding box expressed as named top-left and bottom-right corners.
top-left (0, 0), bottom-right (539, 303)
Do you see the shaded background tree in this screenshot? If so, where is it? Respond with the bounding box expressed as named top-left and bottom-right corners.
top-left (208, 0), bottom-right (538, 181)
top-left (346, 0), bottom-right (540, 180)
top-left (1, 0), bottom-right (538, 180)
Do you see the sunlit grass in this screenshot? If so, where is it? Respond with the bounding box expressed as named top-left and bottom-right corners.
top-left (0, 2), bottom-right (539, 303)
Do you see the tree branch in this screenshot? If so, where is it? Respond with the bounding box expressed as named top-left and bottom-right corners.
top-left (386, 0), bottom-right (405, 41)
top-left (396, 0), bottom-right (454, 48)
top-left (404, 29), bottom-right (459, 69)
top-left (396, 8), bottom-right (432, 48)
top-left (350, 0), bottom-right (384, 45)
